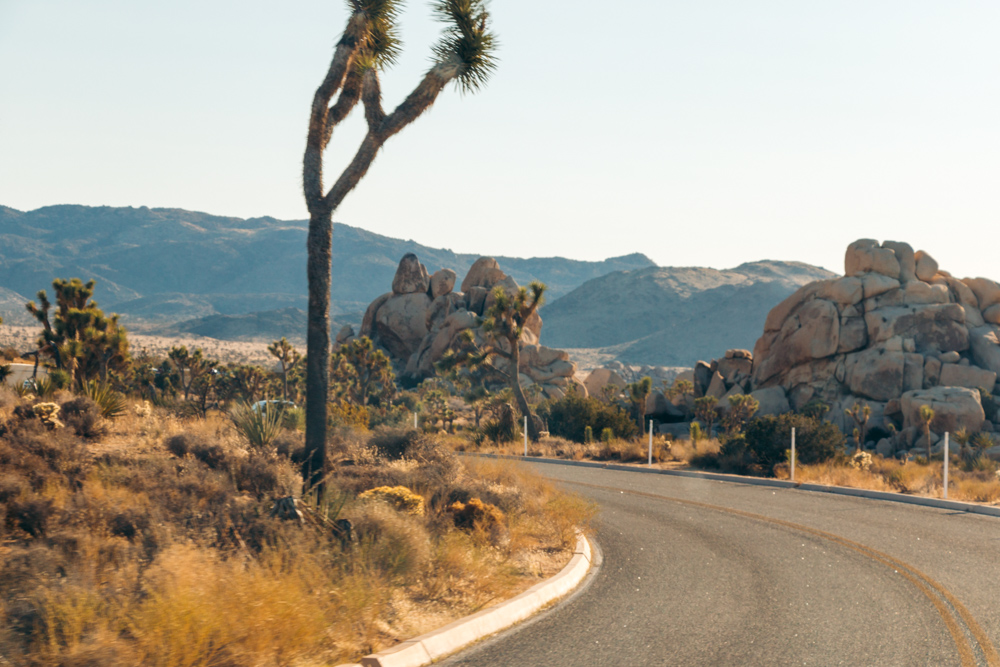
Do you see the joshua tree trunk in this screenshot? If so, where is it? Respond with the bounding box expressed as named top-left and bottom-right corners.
top-left (925, 424), bottom-right (932, 461)
top-left (507, 337), bottom-right (540, 442)
top-left (304, 204), bottom-right (334, 491)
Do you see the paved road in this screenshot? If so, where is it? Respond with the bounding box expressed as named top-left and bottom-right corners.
top-left (442, 461), bottom-right (1000, 667)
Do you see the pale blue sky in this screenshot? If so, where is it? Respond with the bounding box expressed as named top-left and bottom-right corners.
top-left (1, 1), bottom-right (998, 278)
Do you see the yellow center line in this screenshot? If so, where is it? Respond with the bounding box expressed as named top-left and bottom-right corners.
top-left (567, 480), bottom-right (999, 667)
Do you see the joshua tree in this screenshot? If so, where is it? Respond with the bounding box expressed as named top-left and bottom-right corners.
top-left (693, 396), bottom-right (719, 435)
top-left (438, 282), bottom-right (547, 441)
top-left (330, 335), bottom-right (395, 407)
top-left (26, 278), bottom-right (130, 388)
top-left (845, 402), bottom-right (871, 452)
top-left (628, 376), bottom-right (653, 433)
top-left (268, 338), bottom-right (301, 402)
top-left (722, 394), bottom-right (759, 435)
top-left (301, 0), bottom-right (497, 491)
top-left (919, 404), bottom-right (935, 461)
top-left (167, 346), bottom-right (214, 401)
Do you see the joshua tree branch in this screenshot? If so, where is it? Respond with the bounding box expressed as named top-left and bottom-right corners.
top-left (361, 69), bottom-right (386, 132)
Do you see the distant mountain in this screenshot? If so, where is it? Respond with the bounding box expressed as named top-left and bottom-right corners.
top-left (543, 261), bottom-right (837, 367)
top-left (165, 307), bottom-right (313, 343)
top-left (0, 204), bottom-right (656, 328)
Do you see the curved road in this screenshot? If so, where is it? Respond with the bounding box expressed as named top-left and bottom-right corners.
top-left (442, 462), bottom-right (1000, 666)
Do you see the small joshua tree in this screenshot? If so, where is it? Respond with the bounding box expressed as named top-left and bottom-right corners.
top-left (268, 338), bottom-right (301, 402)
top-left (302, 0), bottom-right (498, 490)
top-left (722, 394), bottom-right (759, 435)
top-left (628, 377), bottom-right (653, 433)
top-left (167, 346), bottom-right (215, 402)
top-left (693, 396), bottom-right (719, 436)
top-left (845, 402), bottom-right (871, 453)
top-left (919, 405), bottom-right (935, 461)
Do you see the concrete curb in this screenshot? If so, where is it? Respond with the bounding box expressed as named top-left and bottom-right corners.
top-left (341, 531), bottom-right (593, 667)
top-left (464, 453), bottom-right (1000, 519)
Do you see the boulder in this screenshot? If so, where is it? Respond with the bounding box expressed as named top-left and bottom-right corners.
top-left (939, 350), bottom-right (961, 364)
top-left (845, 239), bottom-right (901, 279)
top-left (706, 371), bottom-right (727, 399)
top-left (465, 286), bottom-right (489, 315)
top-left (336, 324), bottom-right (356, 345)
top-left (914, 250), bottom-right (939, 282)
top-left (725, 348), bottom-right (753, 360)
top-left (923, 356), bottom-right (942, 387)
top-left (876, 438), bottom-right (894, 457)
top-left (425, 292), bottom-right (465, 332)
top-left (360, 292), bottom-right (393, 337)
top-left (750, 386), bottom-right (791, 416)
top-left (844, 348), bottom-right (905, 402)
top-left (753, 299), bottom-right (839, 385)
top-left (584, 368), bottom-right (626, 399)
top-left (429, 269), bottom-right (457, 298)
top-left (392, 253), bottom-right (430, 295)
top-left (901, 387), bottom-right (985, 435)
top-left (373, 293), bottom-right (432, 360)
top-left (861, 274), bottom-right (901, 300)
top-left (984, 304), bottom-right (1000, 325)
top-left (460, 257), bottom-right (502, 293)
top-left (717, 355), bottom-right (753, 384)
top-left (520, 345), bottom-right (569, 369)
top-left (903, 353), bottom-right (924, 393)
top-left (969, 326), bottom-right (1000, 376)
top-left (763, 281), bottom-right (827, 332)
top-left (882, 241), bottom-right (916, 282)
top-left (838, 316), bottom-right (868, 353)
top-left (963, 278), bottom-right (1000, 311)
top-left (694, 361), bottom-right (713, 396)
top-left (864, 304), bottom-right (968, 354)
top-left (938, 363), bottom-right (997, 391)
top-left (818, 276), bottom-right (863, 306)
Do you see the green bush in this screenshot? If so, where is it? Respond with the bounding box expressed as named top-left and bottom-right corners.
top-left (601, 427), bottom-right (614, 444)
top-left (539, 391), bottom-right (638, 443)
top-left (744, 413), bottom-right (844, 468)
top-left (583, 425), bottom-right (593, 443)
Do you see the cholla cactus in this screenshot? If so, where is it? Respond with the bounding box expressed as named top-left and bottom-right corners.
top-left (134, 400), bottom-right (152, 418)
top-left (33, 402), bottom-right (64, 429)
top-left (850, 450), bottom-right (872, 471)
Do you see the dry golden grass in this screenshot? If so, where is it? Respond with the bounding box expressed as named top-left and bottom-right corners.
top-left (0, 393), bottom-right (592, 666)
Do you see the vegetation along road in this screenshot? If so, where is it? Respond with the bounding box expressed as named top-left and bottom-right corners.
top-left (443, 462), bottom-right (1000, 666)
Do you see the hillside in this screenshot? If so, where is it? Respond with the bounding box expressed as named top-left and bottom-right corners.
top-left (543, 261), bottom-right (837, 366)
top-left (164, 307), bottom-right (313, 343)
top-left (0, 205), bottom-right (655, 325)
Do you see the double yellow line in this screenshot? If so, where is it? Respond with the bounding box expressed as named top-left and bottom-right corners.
top-left (567, 480), bottom-right (1000, 667)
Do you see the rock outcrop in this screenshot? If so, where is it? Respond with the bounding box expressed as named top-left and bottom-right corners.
top-left (741, 239), bottom-right (1000, 453)
top-left (351, 254), bottom-right (578, 398)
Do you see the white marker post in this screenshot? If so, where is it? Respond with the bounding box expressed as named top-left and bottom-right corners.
top-left (413, 412), bottom-right (418, 429)
top-left (524, 416), bottom-right (528, 457)
top-left (648, 420), bottom-right (654, 466)
top-left (943, 431), bottom-right (949, 499)
top-left (791, 427), bottom-right (796, 483)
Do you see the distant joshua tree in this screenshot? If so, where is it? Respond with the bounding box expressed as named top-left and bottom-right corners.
top-left (268, 338), bottom-right (301, 402)
top-left (919, 405), bottom-right (935, 461)
top-left (628, 377), bottom-right (653, 433)
top-left (301, 0), bottom-right (498, 492)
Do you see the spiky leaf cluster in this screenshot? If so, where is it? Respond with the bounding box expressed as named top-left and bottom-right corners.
top-left (350, 0), bottom-right (404, 70)
top-left (432, 0), bottom-right (498, 92)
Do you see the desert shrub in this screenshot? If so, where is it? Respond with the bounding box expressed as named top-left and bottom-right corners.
top-left (539, 392), bottom-right (638, 443)
top-left (232, 457), bottom-right (282, 499)
top-left (601, 427), bottom-right (614, 444)
top-left (6, 497), bottom-right (55, 537)
top-left (60, 396), bottom-right (106, 438)
top-left (164, 433), bottom-right (228, 470)
top-left (328, 400), bottom-right (369, 430)
top-left (359, 485), bottom-right (425, 516)
top-left (368, 427), bottom-right (421, 460)
top-left (744, 413), bottom-right (843, 468)
top-left (33, 402), bottom-right (64, 429)
top-left (351, 503), bottom-right (431, 579)
top-left (449, 497), bottom-right (505, 539)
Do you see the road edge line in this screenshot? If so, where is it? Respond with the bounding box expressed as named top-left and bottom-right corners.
top-left (340, 530), bottom-right (593, 667)
top-left (466, 453), bottom-right (1000, 519)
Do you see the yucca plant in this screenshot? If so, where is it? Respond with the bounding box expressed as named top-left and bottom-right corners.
top-left (81, 379), bottom-right (128, 419)
top-left (231, 402), bottom-right (284, 451)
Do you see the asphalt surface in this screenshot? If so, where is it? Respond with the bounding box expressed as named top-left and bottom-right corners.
top-left (442, 461), bottom-right (1000, 667)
